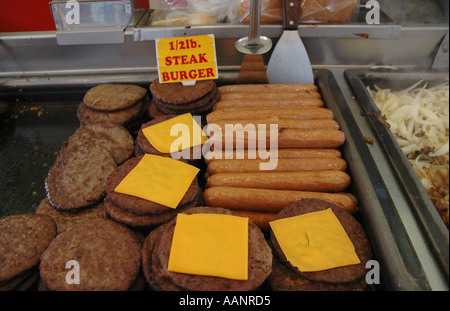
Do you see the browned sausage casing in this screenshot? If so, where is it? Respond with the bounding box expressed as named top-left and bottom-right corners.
top-left (231, 210), bottom-right (277, 233)
top-left (218, 84), bottom-right (318, 93)
top-left (208, 118), bottom-right (339, 131)
top-left (206, 158), bottom-right (347, 175)
top-left (277, 128), bottom-right (345, 148)
top-left (203, 148), bottom-right (342, 164)
top-left (220, 91), bottom-right (321, 101)
top-left (213, 98), bottom-right (324, 110)
top-left (209, 128), bottom-right (345, 149)
top-left (203, 186), bottom-right (358, 214)
top-left (206, 171), bottom-right (351, 192)
top-left (206, 108), bottom-right (334, 123)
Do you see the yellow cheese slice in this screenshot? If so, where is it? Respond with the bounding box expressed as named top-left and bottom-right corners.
top-left (168, 213), bottom-right (249, 280)
top-left (114, 154), bottom-right (199, 209)
top-left (142, 113), bottom-right (208, 154)
top-left (269, 208), bottom-right (360, 272)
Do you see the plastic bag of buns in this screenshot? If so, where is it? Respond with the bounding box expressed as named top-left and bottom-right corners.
top-left (239, 0), bottom-right (358, 24)
top-left (239, 0), bottom-right (283, 24)
top-left (150, 0), bottom-right (241, 25)
top-left (300, 0), bottom-right (358, 23)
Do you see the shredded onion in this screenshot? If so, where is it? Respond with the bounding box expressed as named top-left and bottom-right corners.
top-left (369, 80), bottom-right (449, 227)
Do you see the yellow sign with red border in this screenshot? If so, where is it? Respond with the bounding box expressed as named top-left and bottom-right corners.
top-left (156, 34), bottom-right (218, 84)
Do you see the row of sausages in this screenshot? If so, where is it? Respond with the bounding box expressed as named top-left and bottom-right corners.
top-left (201, 84), bottom-right (357, 232)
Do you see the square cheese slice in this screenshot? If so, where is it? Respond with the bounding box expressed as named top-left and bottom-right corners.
top-left (168, 213), bottom-right (249, 280)
top-left (114, 154), bottom-right (199, 209)
top-left (142, 113), bottom-right (208, 154)
top-left (269, 208), bottom-right (360, 272)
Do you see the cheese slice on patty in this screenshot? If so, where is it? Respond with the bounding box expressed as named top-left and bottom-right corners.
top-left (270, 208), bottom-right (360, 272)
top-left (114, 154), bottom-right (199, 209)
top-left (142, 113), bottom-right (208, 154)
top-left (168, 213), bottom-right (249, 280)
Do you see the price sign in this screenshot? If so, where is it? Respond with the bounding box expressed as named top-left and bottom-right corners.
top-left (156, 34), bottom-right (218, 85)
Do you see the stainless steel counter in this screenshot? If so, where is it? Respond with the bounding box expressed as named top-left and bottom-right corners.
top-left (0, 24), bottom-right (448, 77)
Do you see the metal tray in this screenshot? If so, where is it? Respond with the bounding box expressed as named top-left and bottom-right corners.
top-left (345, 68), bottom-right (449, 282)
top-left (316, 70), bottom-right (432, 291)
top-left (0, 69), bottom-right (434, 290)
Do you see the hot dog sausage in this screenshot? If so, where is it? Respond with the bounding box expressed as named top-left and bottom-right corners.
top-left (203, 148), bottom-right (342, 164)
top-left (220, 91), bottom-right (321, 100)
top-left (213, 98), bottom-right (324, 110)
top-left (206, 108), bottom-right (334, 123)
top-left (206, 158), bottom-right (347, 175)
top-left (206, 118), bottom-right (340, 131)
top-left (208, 128), bottom-right (345, 149)
top-left (218, 84), bottom-right (318, 93)
top-left (203, 186), bottom-right (358, 214)
top-left (277, 128), bottom-right (345, 148)
top-left (231, 210), bottom-right (277, 233)
top-left (206, 171), bottom-right (351, 192)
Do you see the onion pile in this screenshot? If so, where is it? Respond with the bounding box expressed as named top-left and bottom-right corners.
top-left (369, 80), bottom-right (449, 227)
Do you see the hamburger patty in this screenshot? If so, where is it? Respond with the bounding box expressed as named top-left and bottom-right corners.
top-left (269, 253), bottom-right (367, 291)
top-left (150, 78), bottom-right (215, 105)
top-left (153, 86), bottom-right (219, 114)
top-left (77, 100), bottom-right (145, 126)
top-left (142, 221), bottom-right (184, 291)
top-left (83, 83), bottom-right (147, 112)
top-left (65, 121), bottom-right (134, 165)
top-left (269, 198), bottom-right (372, 284)
top-left (39, 218), bottom-right (142, 291)
top-left (104, 195), bottom-right (196, 229)
top-left (136, 115), bottom-right (203, 161)
top-left (36, 197), bottom-right (106, 234)
top-left (0, 214), bottom-right (57, 283)
top-left (106, 156), bottom-right (200, 215)
top-left (45, 141), bottom-right (116, 210)
top-left (148, 206), bottom-right (273, 291)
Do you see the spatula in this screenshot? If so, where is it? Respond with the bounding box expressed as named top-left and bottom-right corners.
top-left (266, 0), bottom-right (314, 84)
top-left (235, 0), bottom-right (272, 84)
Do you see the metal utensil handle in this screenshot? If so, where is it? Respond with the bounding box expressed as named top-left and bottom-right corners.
top-left (248, 0), bottom-right (262, 46)
top-left (283, 0), bottom-right (300, 30)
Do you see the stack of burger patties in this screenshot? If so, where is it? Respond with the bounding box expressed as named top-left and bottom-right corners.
top-left (77, 83), bottom-right (150, 129)
top-left (0, 214), bottom-right (57, 291)
top-left (268, 199), bottom-right (373, 291)
top-left (148, 78), bottom-right (220, 118)
top-left (141, 206), bottom-right (273, 291)
top-left (104, 155), bottom-right (202, 233)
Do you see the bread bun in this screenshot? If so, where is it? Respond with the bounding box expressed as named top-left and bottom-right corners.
top-left (239, 0), bottom-right (357, 24)
top-left (239, 0), bottom-right (283, 24)
top-left (300, 0), bottom-right (357, 23)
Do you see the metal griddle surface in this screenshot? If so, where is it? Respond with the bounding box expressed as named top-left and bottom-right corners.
top-left (0, 71), bottom-right (440, 290)
top-left (0, 100), bottom-right (80, 217)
